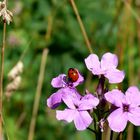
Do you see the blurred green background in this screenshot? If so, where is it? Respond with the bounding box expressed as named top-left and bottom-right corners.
top-left (0, 0), bottom-right (140, 139)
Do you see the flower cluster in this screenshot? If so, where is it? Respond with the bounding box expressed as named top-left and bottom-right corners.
top-left (47, 52), bottom-right (140, 133)
top-left (47, 69), bottom-right (99, 130)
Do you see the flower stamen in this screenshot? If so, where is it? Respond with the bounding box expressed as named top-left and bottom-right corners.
top-left (123, 104), bottom-right (129, 112)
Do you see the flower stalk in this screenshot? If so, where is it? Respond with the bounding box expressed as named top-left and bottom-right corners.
top-left (0, 19), bottom-right (6, 139)
top-left (96, 76), bottom-right (105, 140)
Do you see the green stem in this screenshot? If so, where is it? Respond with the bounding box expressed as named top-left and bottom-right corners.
top-left (97, 129), bottom-right (102, 140)
top-left (87, 127), bottom-right (97, 135)
top-left (116, 132), bottom-right (121, 140)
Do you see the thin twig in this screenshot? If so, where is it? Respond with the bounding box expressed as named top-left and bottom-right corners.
top-left (19, 39), bottom-right (33, 61)
top-left (16, 112), bottom-right (26, 128)
top-left (28, 49), bottom-right (48, 140)
top-left (123, 0), bottom-right (140, 24)
top-left (69, 0), bottom-right (93, 54)
top-left (0, 21), bottom-right (6, 139)
top-left (45, 15), bottom-right (53, 41)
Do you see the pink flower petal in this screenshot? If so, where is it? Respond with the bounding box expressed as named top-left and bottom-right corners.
top-left (85, 54), bottom-right (103, 75)
top-left (51, 74), bottom-right (66, 88)
top-left (105, 69), bottom-right (125, 83)
top-left (79, 94), bottom-right (99, 110)
top-left (62, 88), bottom-right (81, 109)
top-left (128, 107), bottom-right (140, 126)
top-left (56, 109), bottom-right (76, 123)
top-left (107, 108), bottom-right (128, 132)
top-left (74, 111), bottom-right (93, 130)
top-left (105, 89), bottom-right (125, 107)
top-left (62, 93), bottom-right (76, 110)
top-left (126, 86), bottom-right (140, 107)
top-left (101, 52), bottom-right (118, 70)
top-left (47, 89), bottom-right (63, 109)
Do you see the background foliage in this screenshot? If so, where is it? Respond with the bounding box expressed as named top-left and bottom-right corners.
top-left (0, 0), bottom-right (140, 139)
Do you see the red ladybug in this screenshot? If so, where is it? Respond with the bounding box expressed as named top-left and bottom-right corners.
top-left (68, 68), bottom-right (79, 82)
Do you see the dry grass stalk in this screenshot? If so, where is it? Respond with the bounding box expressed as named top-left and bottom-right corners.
top-left (0, 1), bottom-right (13, 136)
top-left (0, 14), bottom-right (6, 140)
top-left (69, 0), bottom-right (93, 54)
top-left (28, 48), bottom-right (48, 140)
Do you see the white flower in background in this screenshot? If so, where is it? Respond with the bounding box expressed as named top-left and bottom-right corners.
top-left (0, 0), bottom-right (13, 24)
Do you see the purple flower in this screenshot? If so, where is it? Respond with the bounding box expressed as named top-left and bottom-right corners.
top-left (47, 72), bottom-right (84, 109)
top-left (105, 86), bottom-right (140, 132)
top-left (84, 52), bottom-right (125, 83)
top-left (56, 93), bottom-right (99, 130)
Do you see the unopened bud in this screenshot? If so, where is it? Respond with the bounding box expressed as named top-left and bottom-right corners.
top-left (96, 75), bottom-right (105, 97)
